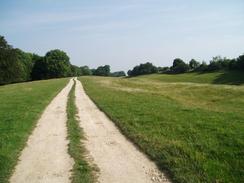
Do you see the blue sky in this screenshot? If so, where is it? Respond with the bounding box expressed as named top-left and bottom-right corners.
top-left (0, 0), bottom-right (244, 71)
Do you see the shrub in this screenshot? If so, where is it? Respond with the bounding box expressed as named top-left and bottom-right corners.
top-left (128, 62), bottom-right (158, 76)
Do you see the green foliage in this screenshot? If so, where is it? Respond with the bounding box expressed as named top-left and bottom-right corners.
top-left (127, 62), bottom-right (158, 76)
top-left (189, 59), bottom-right (200, 70)
top-left (31, 49), bottom-right (73, 80)
top-left (31, 57), bottom-right (48, 80)
top-left (0, 35), bottom-right (84, 84)
top-left (195, 61), bottom-right (208, 72)
top-left (171, 58), bottom-right (189, 73)
top-left (0, 36), bottom-right (11, 49)
top-left (80, 66), bottom-right (92, 76)
top-left (236, 54), bottom-right (244, 70)
top-left (44, 49), bottom-right (71, 78)
top-left (79, 76), bottom-right (244, 183)
top-left (93, 65), bottom-right (110, 76)
top-left (207, 56), bottom-right (229, 71)
top-left (15, 49), bottom-right (34, 81)
top-left (158, 66), bottom-right (170, 73)
top-left (0, 78), bottom-right (69, 182)
top-left (0, 36), bottom-right (28, 84)
top-left (110, 71), bottom-right (126, 77)
top-left (70, 65), bottom-right (82, 77)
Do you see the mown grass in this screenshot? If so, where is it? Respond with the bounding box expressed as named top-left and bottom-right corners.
top-left (136, 71), bottom-right (244, 85)
top-left (79, 73), bottom-right (244, 183)
top-left (0, 78), bottom-right (69, 183)
top-left (67, 79), bottom-right (94, 183)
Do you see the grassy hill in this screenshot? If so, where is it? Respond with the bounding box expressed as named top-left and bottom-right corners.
top-left (0, 78), bottom-right (69, 182)
top-left (79, 71), bottom-right (244, 183)
top-left (135, 71), bottom-right (244, 85)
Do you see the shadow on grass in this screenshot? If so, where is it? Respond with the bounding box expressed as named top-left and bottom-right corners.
top-left (212, 71), bottom-right (244, 85)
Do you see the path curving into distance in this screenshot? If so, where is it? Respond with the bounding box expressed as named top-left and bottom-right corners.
top-left (75, 78), bottom-right (170, 183)
top-left (10, 79), bottom-right (74, 183)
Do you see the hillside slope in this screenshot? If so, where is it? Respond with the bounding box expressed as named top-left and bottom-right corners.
top-left (79, 74), bottom-right (244, 183)
top-left (135, 71), bottom-right (244, 85)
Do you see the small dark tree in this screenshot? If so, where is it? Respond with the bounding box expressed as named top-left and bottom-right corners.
top-left (158, 67), bottom-right (170, 73)
top-left (127, 70), bottom-right (132, 76)
top-left (171, 58), bottom-right (189, 73)
top-left (207, 56), bottom-right (223, 71)
top-left (189, 59), bottom-right (200, 70)
top-left (94, 65), bottom-right (110, 76)
top-left (128, 62), bottom-right (158, 76)
top-left (70, 65), bottom-right (82, 76)
top-left (195, 61), bottom-right (208, 72)
top-left (236, 54), bottom-right (244, 70)
top-left (80, 66), bottom-right (92, 75)
top-left (31, 57), bottom-right (48, 80)
top-left (110, 71), bottom-right (126, 77)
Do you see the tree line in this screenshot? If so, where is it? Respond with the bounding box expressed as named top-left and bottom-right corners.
top-left (127, 54), bottom-right (244, 76)
top-left (0, 36), bottom-right (125, 85)
top-left (1, 35), bottom-right (243, 84)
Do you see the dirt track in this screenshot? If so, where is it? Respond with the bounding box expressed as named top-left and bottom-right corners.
top-left (10, 78), bottom-right (170, 183)
top-left (10, 79), bottom-right (74, 183)
top-left (75, 78), bottom-right (170, 183)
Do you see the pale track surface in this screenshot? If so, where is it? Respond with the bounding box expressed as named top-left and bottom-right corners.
top-left (10, 79), bottom-right (74, 183)
top-left (75, 78), bottom-right (170, 183)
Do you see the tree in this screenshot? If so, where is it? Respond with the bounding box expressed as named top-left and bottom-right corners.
top-left (236, 54), bottom-right (244, 70)
top-left (171, 58), bottom-right (189, 73)
top-left (70, 65), bottom-right (82, 76)
top-left (158, 67), bottom-right (170, 73)
top-left (127, 70), bottom-right (132, 76)
top-left (189, 59), bottom-right (200, 70)
top-left (31, 49), bottom-right (71, 80)
top-left (0, 36), bottom-right (26, 84)
top-left (110, 71), bottom-right (126, 77)
top-left (93, 65), bottom-right (110, 76)
top-left (15, 49), bottom-right (34, 81)
top-left (90, 69), bottom-right (96, 75)
top-left (207, 56), bottom-right (223, 71)
top-left (44, 49), bottom-right (71, 78)
top-left (0, 35), bottom-right (12, 49)
top-left (80, 66), bottom-right (92, 75)
top-left (31, 57), bottom-right (48, 80)
top-left (128, 62), bottom-right (158, 76)
top-left (195, 61), bottom-right (208, 72)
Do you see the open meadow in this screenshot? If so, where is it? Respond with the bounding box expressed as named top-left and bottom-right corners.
top-left (0, 78), bottom-right (69, 182)
top-left (79, 72), bottom-right (244, 183)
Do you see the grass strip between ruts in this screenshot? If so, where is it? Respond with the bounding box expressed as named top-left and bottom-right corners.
top-left (66, 79), bottom-right (94, 183)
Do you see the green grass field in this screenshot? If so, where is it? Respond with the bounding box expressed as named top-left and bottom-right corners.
top-left (79, 72), bottom-right (244, 183)
top-left (136, 71), bottom-right (244, 85)
top-left (0, 78), bottom-right (69, 182)
top-left (67, 79), bottom-right (94, 183)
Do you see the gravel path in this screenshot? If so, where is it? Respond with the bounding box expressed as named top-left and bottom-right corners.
top-left (75, 78), bottom-right (170, 183)
top-left (10, 79), bottom-right (74, 183)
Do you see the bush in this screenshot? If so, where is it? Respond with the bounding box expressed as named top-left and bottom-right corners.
top-left (195, 62), bottom-right (208, 72)
top-left (31, 57), bottom-right (48, 80)
top-left (236, 54), bottom-right (244, 70)
top-left (110, 71), bottom-right (126, 77)
top-left (189, 59), bottom-right (200, 70)
top-left (158, 67), bottom-right (170, 73)
top-left (128, 62), bottom-right (158, 76)
top-left (93, 65), bottom-right (110, 76)
top-left (80, 66), bottom-right (92, 75)
top-left (171, 58), bottom-right (189, 73)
